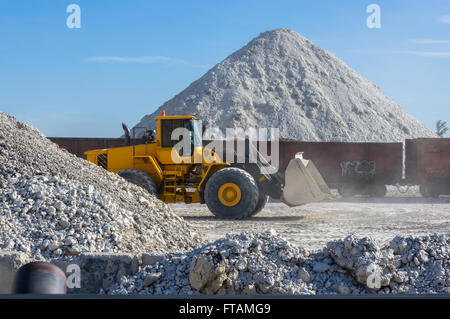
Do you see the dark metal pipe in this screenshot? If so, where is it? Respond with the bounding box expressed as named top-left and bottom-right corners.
top-left (13, 262), bottom-right (67, 294)
top-left (122, 123), bottom-right (131, 146)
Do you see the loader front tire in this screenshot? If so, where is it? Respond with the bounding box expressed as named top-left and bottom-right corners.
top-left (118, 169), bottom-right (157, 196)
top-left (249, 192), bottom-right (269, 217)
top-left (205, 167), bottom-right (259, 219)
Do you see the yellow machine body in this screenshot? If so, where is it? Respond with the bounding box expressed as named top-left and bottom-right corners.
top-left (85, 115), bottom-right (228, 204)
top-left (85, 114), bottom-right (331, 212)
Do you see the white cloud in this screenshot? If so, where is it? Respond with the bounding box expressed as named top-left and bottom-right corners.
top-left (408, 39), bottom-right (450, 44)
top-left (398, 50), bottom-right (450, 57)
top-left (84, 56), bottom-right (209, 68)
top-left (85, 56), bottom-right (181, 64)
top-left (353, 49), bottom-right (450, 58)
top-left (439, 15), bottom-right (450, 24)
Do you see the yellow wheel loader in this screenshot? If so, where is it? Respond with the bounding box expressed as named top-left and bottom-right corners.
top-left (85, 113), bottom-right (330, 219)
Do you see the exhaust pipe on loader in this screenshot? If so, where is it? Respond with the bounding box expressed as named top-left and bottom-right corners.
top-left (122, 123), bottom-right (131, 146)
top-left (281, 152), bottom-right (332, 207)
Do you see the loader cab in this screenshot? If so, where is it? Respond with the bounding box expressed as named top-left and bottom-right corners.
top-left (155, 115), bottom-right (203, 164)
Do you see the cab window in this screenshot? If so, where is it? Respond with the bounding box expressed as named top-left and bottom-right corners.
top-left (161, 119), bottom-right (186, 147)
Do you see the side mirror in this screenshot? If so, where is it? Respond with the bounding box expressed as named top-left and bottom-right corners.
top-left (143, 129), bottom-right (156, 143)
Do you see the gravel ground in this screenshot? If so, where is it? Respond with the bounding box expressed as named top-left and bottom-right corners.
top-left (173, 188), bottom-right (450, 252)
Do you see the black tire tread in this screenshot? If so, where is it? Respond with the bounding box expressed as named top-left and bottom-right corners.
top-left (205, 167), bottom-right (259, 219)
top-left (250, 192), bottom-right (268, 217)
top-left (118, 168), bottom-right (157, 195)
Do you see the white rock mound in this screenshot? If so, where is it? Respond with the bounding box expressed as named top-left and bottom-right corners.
top-left (133, 28), bottom-right (435, 142)
top-left (0, 112), bottom-right (203, 260)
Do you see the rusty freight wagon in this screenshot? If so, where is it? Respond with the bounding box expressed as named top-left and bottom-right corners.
top-left (278, 141), bottom-right (404, 197)
top-left (406, 138), bottom-right (450, 197)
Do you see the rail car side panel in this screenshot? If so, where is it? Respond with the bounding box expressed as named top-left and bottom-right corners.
top-left (406, 138), bottom-right (450, 184)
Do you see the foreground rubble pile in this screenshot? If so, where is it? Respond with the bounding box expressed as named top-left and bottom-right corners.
top-left (0, 112), bottom-right (203, 259)
top-left (107, 231), bottom-right (449, 295)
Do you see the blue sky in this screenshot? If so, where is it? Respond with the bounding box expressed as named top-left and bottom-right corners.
top-left (0, 0), bottom-right (449, 137)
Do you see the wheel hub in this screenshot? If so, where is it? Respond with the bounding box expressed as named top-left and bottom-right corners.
top-left (218, 183), bottom-right (242, 206)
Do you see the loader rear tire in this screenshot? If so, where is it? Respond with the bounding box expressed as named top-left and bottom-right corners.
top-left (249, 192), bottom-right (269, 217)
top-left (118, 169), bottom-right (157, 196)
top-left (205, 167), bottom-right (259, 219)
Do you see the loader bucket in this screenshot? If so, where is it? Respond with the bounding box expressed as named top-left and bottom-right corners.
top-left (281, 152), bottom-right (331, 207)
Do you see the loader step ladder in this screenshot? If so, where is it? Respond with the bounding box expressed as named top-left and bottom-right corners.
top-left (163, 174), bottom-right (178, 203)
top-left (163, 171), bottom-right (191, 203)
